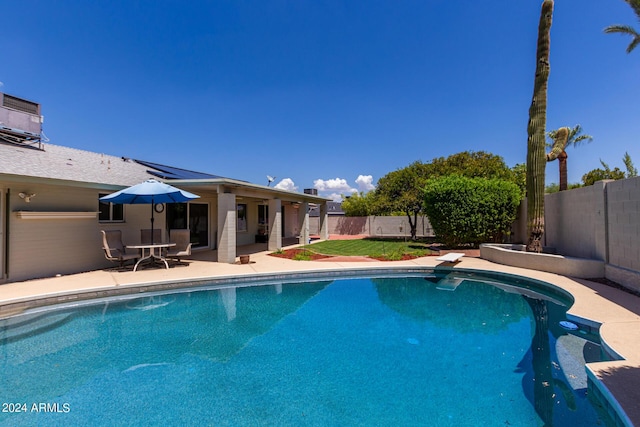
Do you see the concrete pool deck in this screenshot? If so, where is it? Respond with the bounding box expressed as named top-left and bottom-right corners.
top-left (1, 245), bottom-right (639, 426)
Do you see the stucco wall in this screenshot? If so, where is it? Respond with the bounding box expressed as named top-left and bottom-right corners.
top-left (3, 181), bottom-right (220, 282)
top-left (7, 183), bottom-right (113, 281)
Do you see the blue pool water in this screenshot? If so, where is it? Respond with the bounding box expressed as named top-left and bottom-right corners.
top-left (0, 273), bottom-right (614, 426)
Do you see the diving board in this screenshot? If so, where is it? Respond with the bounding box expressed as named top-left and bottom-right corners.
top-left (436, 252), bottom-right (465, 263)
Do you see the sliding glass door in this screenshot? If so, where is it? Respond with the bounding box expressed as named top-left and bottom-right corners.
top-left (167, 202), bottom-right (209, 248)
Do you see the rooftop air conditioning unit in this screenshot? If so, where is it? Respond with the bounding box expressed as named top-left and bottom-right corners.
top-left (0, 92), bottom-right (43, 143)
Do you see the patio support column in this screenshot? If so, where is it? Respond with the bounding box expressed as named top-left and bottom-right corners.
top-left (298, 202), bottom-right (310, 245)
top-left (217, 193), bottom-right (236, 263)
top-left (268, 198), bottom-right (282, 251)
top-left (319, 202), bottom-right (329, 240)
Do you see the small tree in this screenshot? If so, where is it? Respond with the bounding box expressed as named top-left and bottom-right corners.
top-left (424, 176), bottom-right (521, 248)
top-left (623, 151), bottom-right (638, 177)
top-left (581, 160), bottom-right (626, 185)
top-left (341, 192), bottom-right (375, 217)
top-left (582, 153), bottom-right (637, 185)
top-left (604, 0), bottom-right (640, 53)
top-left (373, 162), bottom-right (429, 240)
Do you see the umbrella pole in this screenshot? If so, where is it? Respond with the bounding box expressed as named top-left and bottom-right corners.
top-left (150, 197), bottom-right (155, 245)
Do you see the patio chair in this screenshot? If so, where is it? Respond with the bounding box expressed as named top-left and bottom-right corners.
top-left (101, 230), bottom-right (139, 267)
top-left (166, 229), bottom-right (192, 263)
top-left (141, 229), bottom-right (162, 245)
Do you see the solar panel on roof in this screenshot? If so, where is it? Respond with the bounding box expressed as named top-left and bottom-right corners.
top-left (134, 159), bottom-right (223, 180)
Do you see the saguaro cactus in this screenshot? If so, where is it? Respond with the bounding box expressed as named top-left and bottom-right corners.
top-left (546, 127), bottom-right (569, 162)
top-left (526, 0), bottom-right (554, 253)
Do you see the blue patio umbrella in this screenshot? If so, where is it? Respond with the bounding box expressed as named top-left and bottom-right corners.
top-left (100, 179), bottom-right (200, 244)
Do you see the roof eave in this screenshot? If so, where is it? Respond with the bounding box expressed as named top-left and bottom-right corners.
top-left (166, 178), bottom-right (331, 203)
top-left (0, 172), bottom-right (130, 190)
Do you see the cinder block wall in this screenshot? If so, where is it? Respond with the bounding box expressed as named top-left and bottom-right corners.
top-left (323, 216), bottom-right (434, 238)
top-left (545, 181), bottom-right (608, 260)
top-left (513, 178), bottom-right (640, 290)
top-left (606, 177), bottom-right (640, 273)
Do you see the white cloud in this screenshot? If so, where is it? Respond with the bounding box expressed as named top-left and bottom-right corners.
top-left (0, 82), bottom-right (3, 88)
top-left (355, 175), bottom-right (375, 191)
top-left (274, 178), bottom-right (298, 192)
top-left (313, 178), bottom-right (353, 193)
top-left (312, 175), bottom-right (375, 201)
top-left (326, 192), bottom-right (347, 202)
top-left (314, 178), bottom-right (357, 201)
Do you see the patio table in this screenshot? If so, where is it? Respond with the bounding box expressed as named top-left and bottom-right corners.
top-left (126, 243), bottom-right (176, 271)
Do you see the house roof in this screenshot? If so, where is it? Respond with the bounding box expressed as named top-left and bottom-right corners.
top-left (0, 141), bottom-right (153, 187)
top-left (0, 141), bottom-right (331, 203)
top-left (0, 142), bottom-right (235, 189)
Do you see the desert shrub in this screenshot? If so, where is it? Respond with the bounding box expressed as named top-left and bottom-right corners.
top-left (383, 247), bottom-right (406, 261)
top-left (424, 175), bottom-right (521, 248)
top-left (292, 250), bottom-right (313, 261)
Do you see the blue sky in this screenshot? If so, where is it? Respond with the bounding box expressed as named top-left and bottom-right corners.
top-left (2, 1), bottom-right (639, 200)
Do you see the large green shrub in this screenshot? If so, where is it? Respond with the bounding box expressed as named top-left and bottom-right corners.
top-left (424, 175), bottom-right (522, 248)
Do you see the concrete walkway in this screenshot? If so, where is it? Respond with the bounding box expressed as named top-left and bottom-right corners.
top-left (1, 246), bottom-right (639, 426)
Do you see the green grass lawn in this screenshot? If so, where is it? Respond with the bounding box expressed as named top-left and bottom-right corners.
top-left (306, 238), bottom-right (436, 259)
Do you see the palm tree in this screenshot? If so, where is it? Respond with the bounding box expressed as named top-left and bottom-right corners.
top-left (604, 0), bottom-right (640, 53)
top-left (547, 125), bottom-right (593, 191)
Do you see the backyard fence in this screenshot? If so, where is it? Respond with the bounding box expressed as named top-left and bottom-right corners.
top-left (310, 177), bottom-right (639, 291)
top-left (511, 177), bottom-right (640, 292)
top-left (309, 215), bottom-right (434, 239)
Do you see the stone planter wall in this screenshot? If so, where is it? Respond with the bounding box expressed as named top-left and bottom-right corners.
top-left (480, 244), bottom-right (605, 279)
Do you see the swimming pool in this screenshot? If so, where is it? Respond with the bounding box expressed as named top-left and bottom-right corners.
top-left (0, 271), bottom-right (614, 426)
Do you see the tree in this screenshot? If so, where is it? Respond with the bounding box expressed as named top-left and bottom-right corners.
top-left (581, 160), bottom-right (626, 186)
top-left (372, 152), bottom-right (516, 240)
top-left (546, 125), bottom-right (593, 191)
top-left (341, 191), bottom-right (375, 216)
top-left (604, 0), bottom-right (640, 53)
top-left (623, 151), bottom-right (638, 177)
top-left (525, 0), bottom-right (554, 253)
top-left (544, 182), bottom-right (581, 193)
top-left (511, 163), bottom-right (527, 197)
top-left (373, 161), bottom-right (429, 240)
top-left (427, 151), bottom-right (514, 181)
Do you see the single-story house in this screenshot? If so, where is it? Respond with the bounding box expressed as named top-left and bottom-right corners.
top-left (0, 140), bottom-right (329, 283)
